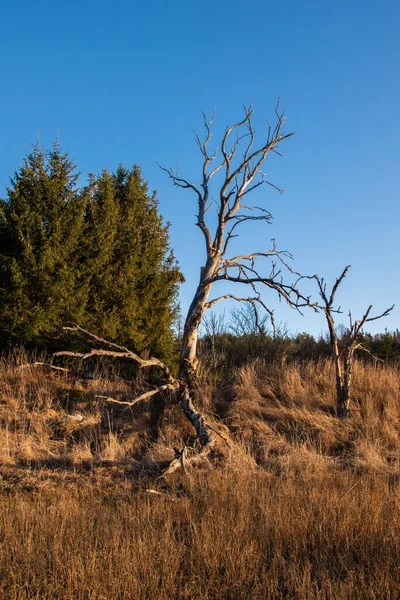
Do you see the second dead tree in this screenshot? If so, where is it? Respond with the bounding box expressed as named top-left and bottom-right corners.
top-left (317, 265), bottom-right (394, 418)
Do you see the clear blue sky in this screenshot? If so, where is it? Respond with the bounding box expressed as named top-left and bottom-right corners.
top-left (1, 0), bottom-right (399, 336)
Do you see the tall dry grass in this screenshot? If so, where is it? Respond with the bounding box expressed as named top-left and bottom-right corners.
top-left (0, 351), bottom-right (159, 467)
top-left (0, 352), bottom-right (399, 598)
top-left (229, 358), bottom-right (400, 472)
top-left (0, 471), bottom-right (399, 599)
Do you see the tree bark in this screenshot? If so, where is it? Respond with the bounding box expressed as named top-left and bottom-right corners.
top-left (317, 267), bottom-right (393, 419)
top-left (179, 258), bottom-right (219, 383)
top-left (178, 383), bottom-right (213, 446)
top-left (336, 387), bottom-right (350, 418)
top-left (177, 261), bottom-right (219, 447)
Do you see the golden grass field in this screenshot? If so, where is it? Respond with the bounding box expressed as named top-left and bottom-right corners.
top-left (0, 353), bottom-right (399, 599)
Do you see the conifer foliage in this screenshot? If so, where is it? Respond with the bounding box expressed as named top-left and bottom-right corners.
top-left (84, 165), bottom-right (183, 360)
top-left (0, 143), bottom-right (86, 348)
top-left (0, 145), bottom-right (182, 359)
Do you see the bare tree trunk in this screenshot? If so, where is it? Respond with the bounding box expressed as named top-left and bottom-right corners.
top-left (177, 262), bottom-right (219, 446)
top-left (178, 384), bottom-right (213, 446)
top-left (317, 266), bottom-right (393, 419)
top-left (179, 259), bottom-right (219, 382)
top-left (325, 298), bottom-right (347, 418)
top-left (332, 339), bottom-right (343, 408)
top-left (336, 387), bottom-right (349, 418)
top-left (338, 348), bottom-right (354, 418)
top-left (179, 278), bottom-right (210, 377)
top-left (332, 342), bottom-right (350, 418)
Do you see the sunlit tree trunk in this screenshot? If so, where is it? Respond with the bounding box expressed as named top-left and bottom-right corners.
top-left (317, 267), bottom-right (393, 418)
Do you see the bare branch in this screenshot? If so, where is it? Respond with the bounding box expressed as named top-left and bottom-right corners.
top-left (14, 362), bottom-right (70, 374)
top-left (145, 489), bottom-right (177, 500)
top-left (157, 438), bottom-right (217, 479)
top-left (157, 162), bottom-right (214, 250)
top-left (221, 212), bottom-right (273, 255)
top-left (352, 344), bottom-right (385, 363)
top-left (160, 104), bottom-right (295, 269)
top-left (55, 326), bottom-right (174, 383)
top-left (329, 266), bottom-right (351, 306)
top-left (209, 265), bottom-right (317, 314)
top-left (204, 424), bottom-right (232, 448)
top-left (365, 304), bottom-right (394, 323)
top-left (221, 105), bottom-right (253, 180)
top-left (62, 325), bottom-right (130, 352)
top-left (219, 249), bottom-right (293, 272)
top-left (352, 305), bottom-right (373, 336)
top-left (350, 303), bottom-right (394, 338)
top-left (156, 164), bottom-right (202, 200)
top-left (204, 293), bottom-right (276, 336)
top-left (57, 326), bottom-right (219, 448)
top-left (96, 382), bottom-right (178, 407)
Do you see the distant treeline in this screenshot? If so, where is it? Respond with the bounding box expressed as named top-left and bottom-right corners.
top-left (198, 328), bottom-right (400, 375)
top-left (0, 143), bottom-right (182, 361)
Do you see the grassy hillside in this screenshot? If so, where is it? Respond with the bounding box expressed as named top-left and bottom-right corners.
top-left (0, 352), bottom-right (399, 599)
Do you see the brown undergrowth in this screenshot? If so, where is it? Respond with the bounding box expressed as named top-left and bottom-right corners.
top-left (0, 352), bottom-right (399, 599)
top-left (229, 358), bottom-right (400, 474)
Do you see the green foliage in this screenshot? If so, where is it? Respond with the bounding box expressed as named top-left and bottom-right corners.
top-left (0, 143), bottom-right (86, 348)
top-left (0, 146), bottom-right (183, 362)
top-left (198, 326), bottom-right (400, 379)
top-left (82, 165), bottom-right (183, 362)
top-left (358, 329), bottom-right (400, 363)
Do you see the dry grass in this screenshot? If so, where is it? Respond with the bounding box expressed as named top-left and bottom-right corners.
top-left (0, 352), bottom-right (153, 468)
top-left (229, 359), bottom-right (400, 472)
top-left (0, 470), bottom-right (398, 599)
top-left (0, 352), bottom-right (399, 598)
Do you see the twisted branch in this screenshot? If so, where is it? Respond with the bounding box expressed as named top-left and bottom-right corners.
top-left (54, 325), bottom-right (174, 383)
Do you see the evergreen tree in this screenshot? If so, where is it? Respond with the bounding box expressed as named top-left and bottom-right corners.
top-left (83, 165), bottom-right (183, 362)
top-left (0, 146), bottom-right (182, 361)
top-left (0, 143), bottom-right (86, 348)
top-left (82, 170), bottom-right (121, 338)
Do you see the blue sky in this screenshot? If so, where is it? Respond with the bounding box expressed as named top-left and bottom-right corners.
top-left (1, 0), bottom-right (399, 336)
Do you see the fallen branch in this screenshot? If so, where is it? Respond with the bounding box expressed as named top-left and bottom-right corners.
top-left (95, 382), bottom-right (179, 407)
top-left (173, 446), bottom-right (188, 476)
top-left (14, 362), bottom-right (71, 374)
top-left (145, 489), bottom-right (176, 501)
top-left (157, 440), bottom-right (216, 479)
top-left (55, 326), bottom-right (216, 449)
top-left (54, 325), bottom-right (175, 383)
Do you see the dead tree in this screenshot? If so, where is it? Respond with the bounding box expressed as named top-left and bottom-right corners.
top-left (160, 103), bottom-right (315, 386)
top-left (56, 105), bottom-right (316, 453)
top-left (317, 266), bottom-right (394, 418)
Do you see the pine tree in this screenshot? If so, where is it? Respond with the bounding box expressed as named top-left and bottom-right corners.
top-left (0, 143), bottom-right (86, 348)
top-left (0, 146), bottom-right (182, 361)
top-left (83, 165), bottom-right (183, 362)
top-left (82, 169), bottom-right (121, 339)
